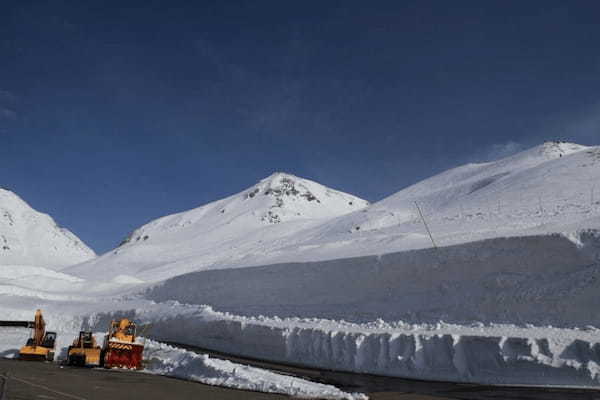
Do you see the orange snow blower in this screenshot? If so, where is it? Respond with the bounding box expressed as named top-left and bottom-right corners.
top-left (101, 318), bottom-right (144, 369)
top-left (67, 331), bottom-right (102, 367)
top-left (18, 309), bottom-right (56, 361)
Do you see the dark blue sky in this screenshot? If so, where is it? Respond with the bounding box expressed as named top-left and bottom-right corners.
top-left (1, 1), bottom-right (599, 254)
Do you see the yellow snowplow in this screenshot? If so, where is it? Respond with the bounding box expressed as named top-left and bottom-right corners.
top-left (19, 309), bottom-right (56, 362)
top-left (67, 331), bottom-right (101, 367)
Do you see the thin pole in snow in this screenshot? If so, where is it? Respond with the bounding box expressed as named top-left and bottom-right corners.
top-left (415, 201), bottom-right (438, 250)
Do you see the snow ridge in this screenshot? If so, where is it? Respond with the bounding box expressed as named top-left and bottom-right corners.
top-left (66, 172), bottom-right (369, 282)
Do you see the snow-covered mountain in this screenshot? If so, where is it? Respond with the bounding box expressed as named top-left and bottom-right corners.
top-left (66, 142), bottom-right (600, 282)
top-left (65, 172), bottom-right (369, 281)
top-left (0, 188), bottom-right (95, 269)
top-left (281, 141), bottom-right (600, 260)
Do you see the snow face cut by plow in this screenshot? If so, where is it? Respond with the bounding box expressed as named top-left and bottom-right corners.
top-left (83, 302), bottom-right (600, 388)
top-left (145, 231), bottom-right (600, 327)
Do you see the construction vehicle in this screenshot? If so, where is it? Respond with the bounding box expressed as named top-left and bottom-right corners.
top-left (101, 318), bottom-right (144, 369)
top-left (67, 331), bottom-right (101, 367)
top-left (18, 310), bottom-right (56, 361)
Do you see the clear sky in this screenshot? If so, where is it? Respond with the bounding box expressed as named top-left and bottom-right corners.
top-left (1, 1), bottom-right (599, 254)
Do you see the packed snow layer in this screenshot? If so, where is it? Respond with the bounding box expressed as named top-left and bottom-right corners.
top-left (144, 340), bottom-right (367, 400)
top-left (83, 302), bottom-right (600, 387)
top-left (0, 188), bottom-right (95, 269)
top-left (145, 230), bottom-right (600, 327)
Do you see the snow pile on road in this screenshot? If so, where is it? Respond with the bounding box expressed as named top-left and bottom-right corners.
top-left (144, 340), bottom-right (368, 400)
top-left (86, 302), bottom-right (600, 387)
top-left (66, 172), bottom-right (369, 282)
top-left (0, 188), bottom-right (95, 268)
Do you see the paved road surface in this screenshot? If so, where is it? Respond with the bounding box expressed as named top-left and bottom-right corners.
top-left (0, 359), bottom-right (290, 400)
top-left (0, 359), bottom-right (449, 400)
top-left (3, 355), bottom-right (600, 400)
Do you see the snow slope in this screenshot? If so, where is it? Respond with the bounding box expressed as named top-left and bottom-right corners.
top-left (273, 141), bottom-right (600, 260)
top-left (66, 172), bottom-right (369, 282)
top-left (0, 188), bottom-right (95, 268)
top-left (68, 142), bottom-right (600, 283)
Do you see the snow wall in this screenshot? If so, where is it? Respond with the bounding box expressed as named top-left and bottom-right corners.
top-left (145, 231), bottom-right (600, 327)
top-left (83, 303), bottom-right (600, 387)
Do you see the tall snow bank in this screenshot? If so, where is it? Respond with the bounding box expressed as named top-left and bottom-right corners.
top-left (85, 303), bottom-right (600, 387)
top-left (146, 232), bottom-right (600, 327)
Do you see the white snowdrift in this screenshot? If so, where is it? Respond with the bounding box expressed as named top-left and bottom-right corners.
top-left (144, 340), bottom-right (367, 400)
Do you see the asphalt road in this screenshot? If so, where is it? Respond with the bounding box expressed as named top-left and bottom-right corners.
top-left (0, 358), bottom-right (452, 400)
top-left (0, 359), bottom-right (290, 400)
top-left (2, 354), bottom-right (600, 400)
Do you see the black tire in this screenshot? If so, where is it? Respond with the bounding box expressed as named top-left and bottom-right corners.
top-left (99, 349), bottom-right (106, 368)
top-left (46, 352), bottom-right (55, 362)
top-left (68, 354), bottom-right (84, 366)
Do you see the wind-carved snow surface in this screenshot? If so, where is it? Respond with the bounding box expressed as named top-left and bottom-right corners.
top-left (0, 188), bottom-right (95, 269)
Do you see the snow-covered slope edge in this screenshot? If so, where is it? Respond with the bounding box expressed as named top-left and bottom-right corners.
top-left (0, 188), bottom-right (95, 268)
